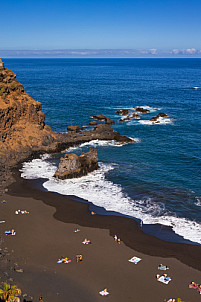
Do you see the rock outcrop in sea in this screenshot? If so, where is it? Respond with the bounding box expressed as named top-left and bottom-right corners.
top-left (92, 114), bottom-right (115, 125)
top-left (0, 60), bottom-right (135, 193)
top-left (54, 148), bottom-right (99, 179)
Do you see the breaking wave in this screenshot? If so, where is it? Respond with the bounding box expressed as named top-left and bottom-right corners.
top-left (20, 155), bottom-right (201, 244)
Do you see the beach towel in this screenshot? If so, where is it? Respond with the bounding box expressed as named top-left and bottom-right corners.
top-left (0, 221), bottom-right (5, 223)
top-left (189, 283), bottom-right (198, 289)
top-left (157, 275), bottom-right (171, 284)
top-left (128, 256), bottom-right (142, 264)
top-left (5, 230), bottom-right (12, 235)
top-left (5, 230), bottom-right (16, 236)
top-left (158, 264), bottom-right (169, 270)
top-left (57, 259), bottom-right (71, 264)
top-left (99, 290), bottom-right (109, 296)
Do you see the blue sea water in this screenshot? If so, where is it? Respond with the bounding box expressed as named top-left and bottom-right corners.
top-left (5, 58), bottom-right (201, 244)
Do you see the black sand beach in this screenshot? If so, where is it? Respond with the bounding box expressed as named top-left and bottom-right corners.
top-left (0, 169), bottom-right (201, 302)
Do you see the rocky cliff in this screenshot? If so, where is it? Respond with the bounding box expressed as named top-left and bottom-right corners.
top-left (0, 65), bottom-right (56, 191)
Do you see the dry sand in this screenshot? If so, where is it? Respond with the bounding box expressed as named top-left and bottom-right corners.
top-left (0, 175), bottom-right (201, 302)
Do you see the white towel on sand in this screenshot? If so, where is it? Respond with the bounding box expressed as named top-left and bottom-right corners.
top-left (128, 256), bottom-right (142, 264)
top-left (157, 275), bottom-right (171, 284)
top-left (99, 290), bottom-right (109, 296)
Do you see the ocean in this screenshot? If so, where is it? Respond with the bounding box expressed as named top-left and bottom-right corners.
top-left (5, 58), bottom-right (201, 244)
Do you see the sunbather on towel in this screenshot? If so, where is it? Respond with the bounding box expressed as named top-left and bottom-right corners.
top-left (99, 288), bottom-right (109, 296)
top-left (197, 284), bottom-right (201, 294)
top-left (82, 238), bottom-right (91, 244)
top-left (158, 264), bottom-right (169, 270)
top-left (189, 281), bottom-right (198, 289)
top-left (156, 274), bottom-right (171, 282)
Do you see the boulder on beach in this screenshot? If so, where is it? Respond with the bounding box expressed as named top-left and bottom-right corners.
top-left (54, 148), bottom-right (99, 179)
top-left (92, 114), bottom-right (115, 125)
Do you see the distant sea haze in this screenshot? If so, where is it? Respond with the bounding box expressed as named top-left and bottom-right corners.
top-left (6, 58), bottom-right (201, 244)
top-left (2, 48), bottom-right (201, 58)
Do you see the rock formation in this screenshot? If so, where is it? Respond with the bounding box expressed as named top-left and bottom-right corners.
top-left (115, 109), bottom-right (129, 116)
top-left (150, 113), bottom-right (169, 122)
top-left (92, 114), bottom-right (115, 125)
top-left (54, 148), bottom-right (99, 179)
top-left (89, 121), bottom-right (97, 126)
top-left (119, 113), bottom-right (140, 123)
top-left (134, 107), bottom-right (150, 114)
top-left (67, 125), bottom-right (82, 132)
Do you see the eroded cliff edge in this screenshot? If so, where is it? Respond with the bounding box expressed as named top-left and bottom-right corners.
top-left (0, 61), bottom-right (134, 194)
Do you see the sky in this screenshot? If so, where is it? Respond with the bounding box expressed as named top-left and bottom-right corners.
top-left (1, 0), bottom-right (201, 57)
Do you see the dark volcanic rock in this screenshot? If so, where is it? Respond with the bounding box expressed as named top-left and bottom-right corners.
top-left (92, 114), bottom-right (114, 125)
top-left (150, 113), bottom-right (169, 122)
top-left (134, 107), bottom-right (150, 114)
top-left (150, 116), bottom-right (158, 122)
top-left (54, 148), bottom-right (99, 179)
top-left (67, 125), bottom-right (82, 132)
top-left (115, 109), bottom-right (129, 116)
top-left (157, 112), bottom-right (169, 118)
top-left (119, 113), bottom-right (140, 123)
top-left (89, 121), bottom-right (98, 126)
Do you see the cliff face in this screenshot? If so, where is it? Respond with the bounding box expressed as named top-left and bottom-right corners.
top-left (0, 67), bottom-right (55, 159)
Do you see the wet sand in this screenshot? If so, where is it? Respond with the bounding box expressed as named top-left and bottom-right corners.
top-left (0, 173), bottom-right (201, 302)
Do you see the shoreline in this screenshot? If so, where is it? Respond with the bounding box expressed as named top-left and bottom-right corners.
top-left (0, 169), bottom-right (201, 301)
top-left (9, 168), bottom-right (201, 270)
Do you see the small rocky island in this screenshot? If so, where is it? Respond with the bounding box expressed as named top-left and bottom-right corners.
top-left (54, 148), bottom-right (99, 179)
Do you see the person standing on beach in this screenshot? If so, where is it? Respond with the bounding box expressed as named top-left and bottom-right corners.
top-left (140, 220), bottom-right (143, 228)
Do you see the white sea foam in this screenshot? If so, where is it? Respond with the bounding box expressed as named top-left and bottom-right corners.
top-left (65, 139), bottom-right (134, 152)
top-left (138, 117), bottom-right (173, 125)
top-left (20, 156), bottom-right (201, 244)
top-left (195, 197), bottom-right (201, 207)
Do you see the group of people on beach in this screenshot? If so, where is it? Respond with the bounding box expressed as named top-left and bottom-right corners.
top-left (189, 281), bottom-right (201, 294)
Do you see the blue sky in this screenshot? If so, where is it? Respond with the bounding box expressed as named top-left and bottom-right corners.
top-left (1, 0), bottom-right (201, 57)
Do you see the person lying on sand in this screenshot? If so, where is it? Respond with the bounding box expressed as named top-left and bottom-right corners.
top-left (189, 281), bottom-right (198, 289)
top-left (57, 257), bottom-right (71, 263)
top-left (99, 288), bottom-right (109, 296)
top-left (82, 238), bottom-right (91, 244)
top-left (158, 264), bottom-right (169, 270)
top-left (197, 284), bottom-right (201, 294)
top-left (156, 274), bottom-right (170, 282)
top-left (74, 228), bottom-right (80, 233)
top-left (1, 200), bottom-right (7, 204)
